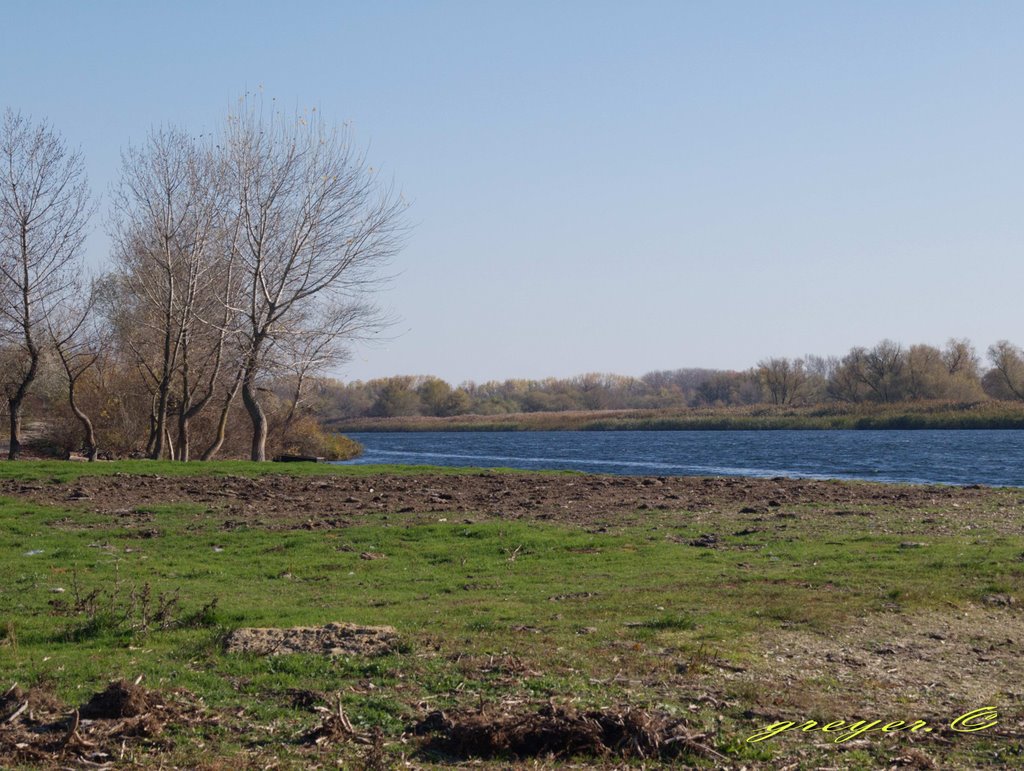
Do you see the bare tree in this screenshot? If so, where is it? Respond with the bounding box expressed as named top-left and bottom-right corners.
top-left (0, 110), bottom-right (93, 459)
top-left (198, 364), bottom-right (243, 460)
top-left (828, 340), bottom-right (906, 403)
top-left (46, 280), bottom-right (102, 460)
top-left (942, 338), bottom-right (980, 378)
top-left (278, 319), bottom-right (343, 437)
top-left (756, 357), bottom-right (806, 405)
top-left (985, 340), bottom-right (1024, 400)
top-left (902, 344), bottom-right (940, 400)
top-left (861, 340), bottom-right (905, 402)
top-left (172, 217), bottom-right (244, 461)
top-left (827, 348), bottom-right (868, 403)
top-left (223, 98), bottom-right (407, 460)
top-left (108, 127), bottom-right (225, 459)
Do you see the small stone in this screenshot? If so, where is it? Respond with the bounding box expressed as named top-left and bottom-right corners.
top-left (688, 534), bottom-right (718, 548)
top-left (982, 594), bottom-right (1017, 607)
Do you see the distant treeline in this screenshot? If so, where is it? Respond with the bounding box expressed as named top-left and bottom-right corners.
top-left (311, 338), bottom-right (1024, 422)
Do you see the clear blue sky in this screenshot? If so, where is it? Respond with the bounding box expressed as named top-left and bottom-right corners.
top-left (3, 1), bottom-right (1022, 384)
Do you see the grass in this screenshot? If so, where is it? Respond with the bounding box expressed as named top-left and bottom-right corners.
top-left (0, 461), bottom-right (1021, 768)
top-left (0, 458), bottom-right (576, 483)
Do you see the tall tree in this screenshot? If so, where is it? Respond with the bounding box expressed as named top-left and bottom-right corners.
top-left (0, 110), bottom-right (93, 459)
top-left (985, 340), bottom-right (1024, 400)
top-left (757, 357), bottom-right (807, 405)
top-left (46, 278), bottom-right (102, 460)
top-left (223, 97), bottom-right (407, 460)
top-left (108, 127), bottom-right (226, 460)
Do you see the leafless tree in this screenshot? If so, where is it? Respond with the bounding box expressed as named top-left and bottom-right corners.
top-left (986, 340), bottom-right (1024, 400)
top-left (197, 363), bottom-right (243, 460)
top-left (172, 215), bottom-right (244, 461)
top-left (46, 279), bottom-right (102, 460)
top-left (0, 110), bottom-right (93, 459)
top-left (275, 300), bottom-right (381, 439)
top-left (827, 348), bottom-right (868, 403)
top-left (108, 127), bottom-right (226, 460)
top-left (903, 344), bottom-right (944, 400)
top-left (756, 357), bottom-right (806, 405)
top-left (861, 340), bottom-right (905, 402)
top-left (222, 97), bottom-right (407, 460)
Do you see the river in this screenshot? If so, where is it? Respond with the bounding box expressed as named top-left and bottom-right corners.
top-left (337, 430), bottom-right (1024, 486)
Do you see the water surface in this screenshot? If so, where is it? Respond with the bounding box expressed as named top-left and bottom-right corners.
top-left (339, 430), bottom-right (1024, 486)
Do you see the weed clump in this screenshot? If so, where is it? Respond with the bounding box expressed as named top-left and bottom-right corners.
top-left (48, 572), bottom-right (219, 642)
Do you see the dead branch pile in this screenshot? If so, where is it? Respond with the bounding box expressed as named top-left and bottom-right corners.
top-left (413, 703), bottom-right (726, 762)
top-left (0, 679), bottom-right (202, 767)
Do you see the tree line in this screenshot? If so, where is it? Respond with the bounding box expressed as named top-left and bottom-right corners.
top-left (0, 99), bottom-right (406, 461)
top-left (316, 337), bottom-right (1024, 420)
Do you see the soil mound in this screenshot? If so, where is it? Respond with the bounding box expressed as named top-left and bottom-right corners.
top-left (79, 678), bottom-right (152, 718)
top-left (225, 622), bottom-right (399, 656)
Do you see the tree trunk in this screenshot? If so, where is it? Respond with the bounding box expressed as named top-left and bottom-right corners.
top-left (8, 347), bottom-right (39, 461)
top-left (68, 380), bottom-right (98, 461)
top-left (281, 371), bottom-right (306, 442)
top-left (176, 368), bottom-right (191, 462)
top-left (242, 370), bottom-right (267, 462)
top-left (151, 384), bottom-right (171, 459)
top-left (145, 406), bottom-right (158, 457)
top-left (176, 414), bottom-right (190, 462)
top-left (164, 425), bottom-right (176, 461)
top-left (200, 370), bottom-right (242, 461)
top-left (8, 403), bottom-right (22, 461)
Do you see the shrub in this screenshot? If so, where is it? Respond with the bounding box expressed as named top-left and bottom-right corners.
top-left (275, 413), bottom-right (362, 460)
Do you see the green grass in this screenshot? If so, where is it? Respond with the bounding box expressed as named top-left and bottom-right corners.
top-left (0, 463), bottom-right (1021, 767)
top-left (0, 458), bottom-right (577, 483)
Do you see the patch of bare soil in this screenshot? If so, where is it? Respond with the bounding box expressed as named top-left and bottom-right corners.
top-left (728, 606), bottom-right (1024, 739)
top-left (0, 679), bottom-right (203, 768)
top-left (7, 471), bottom-right (1024, 535)
top-left (224, 622), bottom-right (399, 657)
top-left (412, 703), bottom-right (725, 763)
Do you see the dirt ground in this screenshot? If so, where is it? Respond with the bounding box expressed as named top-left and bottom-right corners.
top-left (224, 622), bottom-right (399, 657)
top-left (725, 606), bottom-right (1024, 754)
top-left (4, 471), bottom-right (1022, 537)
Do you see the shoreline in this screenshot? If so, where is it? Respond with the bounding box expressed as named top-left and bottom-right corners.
top-left (329, 401), bottom-right (1024, 432)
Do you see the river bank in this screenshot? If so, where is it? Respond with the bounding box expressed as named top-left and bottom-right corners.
top-left (330, 400), bottom-right (1024, 432)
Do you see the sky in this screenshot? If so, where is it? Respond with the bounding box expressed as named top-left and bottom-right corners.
top-left (2, 1), bottom-right (1023, 384)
